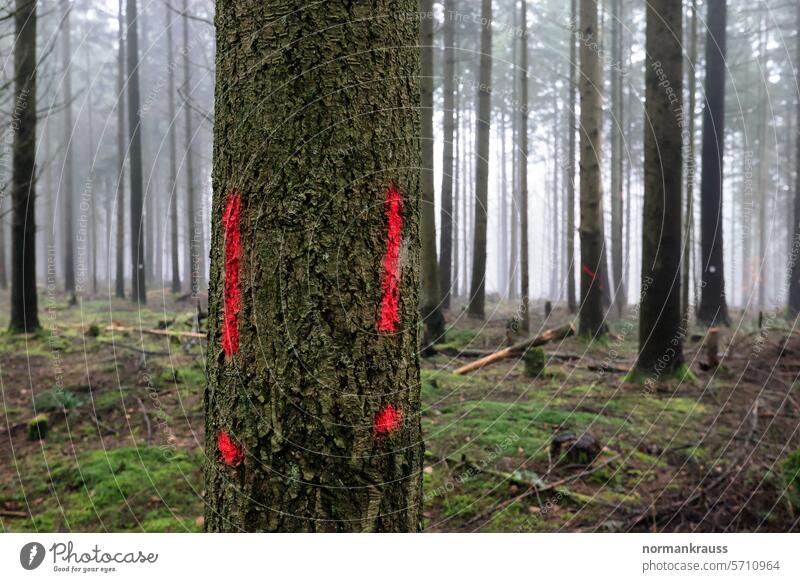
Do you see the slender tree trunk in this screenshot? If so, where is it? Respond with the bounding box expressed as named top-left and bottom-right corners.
top-left (682, 0), bottom-right (697, 323)
top-left (182, 0), bottom-right (199, 296)
top-left (697, 0), bottom-right (729, 326)
top-left (206, 0), bottom-right (424, 532)
top-left (788, 2), bottom-right (800, 315)
top-left (637, 0), bottom-right (684, 375)
top-left (61, 0), bottom-right (76, 296)
top-left (166, 2), bottom-right (180, 293)
top-left (610, 0), bottom-right (625, 316)
top-left (115, 0), bottom-right (126, 298)
top-left (757, 15), bottom-right (768, 311)
top-left (566, 0), bottom-right (578, 314)
top-left (452, 49), bottom-right (460, 300)
top-left (468, 0), bottom-right (492, 319)
top-left (578, 0), bottom-right (606, 337)
top-left (9, 0), bottom-right (39, 332)
top-left (87, 51), bottom-right (97, 295)
top-left (420, 0), bottom-right (444, 344)
top-left (0, 196), bottom-right (6, 289)
top-left (439, 0), bottom-right (456, 310)
top-left (126, 0), bottom-right (146, 303)
top-left (550, 96), bottom-right (560, 303)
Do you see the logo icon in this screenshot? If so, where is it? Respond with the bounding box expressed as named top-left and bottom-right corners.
top-left (20, 542), bottom-right (46, 570)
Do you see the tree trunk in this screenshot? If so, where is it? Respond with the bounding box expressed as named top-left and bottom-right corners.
top-left (167, 2), bottom-right (180, 294)
top-left (126, 0), bottom-right (146, 303)
top-left (0, 198), bottom-right (7, 290)
top-left (468, 0), bottom-right (492, 319)
top-left (610, 0), bottom-right (625, 316)
top-left (566, 0), bottom-right (578, 314)
top-left (87, 50), bottom-right (97, 295)
top-left (636, 0), bottom-right (684, 376)
top-left (519, 0), bottom-right (530, 332)
top-left (183, 0), bottom-right (200, 297)
top-left (756, 14), bottom-right (768, 311)
top-left (697, 0), bottom-right (729, 326)
top-left (682, 0), bottom-right (698, 323)
top-left (420, 0), bottom-right (445, 344)
top-left (60, 0), bottom-right (76, 296)
top-left (578, 0), bottom-right (606, 337)
top-left (439, 0), bottom-right (456, 310)
top-left (205, 0), bottom-right (424, 532)
top-left (788, 2), bottom-right (800, 315)
top-left (9, 0), bottom-right (39, 332)
top-left (115, 0), bottom-right (126, 299)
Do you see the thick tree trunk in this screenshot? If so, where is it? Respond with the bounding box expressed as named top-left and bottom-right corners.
top-left (167, 2), bottom-right (180, 294)
top-left (467, 0), bottom-right (492, 319)
top-left (9, 0), bottom-right (39, 332)
top-left (126, 0), bottom-right (146, 304)
top-left (636, 0), bottom-right (684, 376)
top-left (697, 0), bottom-right (729, 326)
top-left (578, 0), bottom-right (606, 337)
top-left (115, 0), bottom-right (126, 299)
top-left (519, 0), bottom-right (530, 332)
top-left (610, 0), bottom-right (625, 316)
top-left (61, 0), bottom-right (76, 296)
top-left (183, 0), bottom-right (200, 297)
top-left (566, 0), bottom-right (577, 314)
top-left (0, 204), bottom-right (7, 289)
top-left (682, 0), bottom-right (697, 323)
top-left (439, 0), bottom-right (456, 310)
top-left (420, 0), bottom-right (445, 344)
top-left (788, 2), bottom-right (800, 315)
top-left (205, 0), bottom-right (424, 532)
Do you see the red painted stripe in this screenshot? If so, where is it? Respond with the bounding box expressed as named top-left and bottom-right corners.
top-left (582, 264), bottom-right (597, 281)
top-left (217, 431), bottom-right (244, 466)
top-left (377, 186), bottom-right (403, 333)
top-left (221, 191), bottom-right (242, 357)
top-left (373, 404), bottom-right (403, 436)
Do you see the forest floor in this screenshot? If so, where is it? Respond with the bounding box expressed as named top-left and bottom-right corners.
top-left (1, 289), bottom-right (799, 532)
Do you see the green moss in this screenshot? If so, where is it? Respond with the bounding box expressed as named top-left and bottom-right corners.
top-left (523, 347), bottom-right (546, 378)
top-left (27, 414), bottom-right (49, 441)
top-left (32, 388), bottom-right (82, 412)
top-left (781, 449), bottom-right (800, 511)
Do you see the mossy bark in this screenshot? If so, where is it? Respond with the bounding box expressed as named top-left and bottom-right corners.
top-left (636, 0), bottom-right (684, 376)
top-left (205, 0), bottom-right (424, 532)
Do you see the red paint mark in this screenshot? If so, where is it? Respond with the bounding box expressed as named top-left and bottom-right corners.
top-left (222, 191), bottom-right (242, 357)
top-left (217, 431), bottom-right (244, 466)
top-left (377, 186), bottom-right (403, 333)
top-left (373, 404), bottom-right (403, 436)
top-left (582, 264), bottom-right (597, 281)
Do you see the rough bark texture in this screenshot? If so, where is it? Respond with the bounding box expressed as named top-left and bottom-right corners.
top-left (439, 0), bottom-right (456, 310)
top-left (682, 0), bottom-right (697, 323)
top-left (183, 0), bottom-right (200, 296)
top-left (115, 0), bottom-right (126, 299)
top-left (167, 2), bottom-right (180, 294)
top-left (610, 0), bottom-right (625, 316)
top-left (468, 0), bottom-right (492, 319)
top-left (205, 0), bottom-right (424, 532)
top-left (519, 0), bottom-right (530, 332)
top-left (636, 0), bottom-right (684, 376)
top-left (126, 0), bottom-right (146, 304)
top-left (697, 0), bottom-right (729, 326)
top-left (789, 2), bottom-right (800, 315)
top-left (566, 0), bottom-right (577, 314)
top-left (60, 0), bottom-right (76, 296)
top-left (578, 0), bottom-right (606, 337)
top-left (420, 0), bottom-right (444, 344)
top-left (9, 0), bottom-right (39, 332)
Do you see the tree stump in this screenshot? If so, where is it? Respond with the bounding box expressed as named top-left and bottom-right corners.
top-left (523, 347), bottom-right (546, 377)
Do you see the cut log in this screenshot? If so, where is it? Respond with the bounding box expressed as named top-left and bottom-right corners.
top-left (453, 323), bottom-right (575, 375)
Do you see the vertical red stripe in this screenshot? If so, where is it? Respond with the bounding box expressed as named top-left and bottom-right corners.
top-left (377, 186), bottom-right (403, 333)
top-left (221, 191), bottom-right (241, 357)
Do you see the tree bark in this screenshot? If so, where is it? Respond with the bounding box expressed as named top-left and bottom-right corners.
top-left (115, 0), bottom-right (126, 299)
top-left (636, 0), bottom-right (684, 376)
top-left (167, 2), bottom-right (180, 294)
top-left (697, 0), bottom-right (729, 326)
top-left (126, 0), bottom-right (146, 304)
top-left (519, 0), bottom-right (530, 332)
top-left (60, 0), bottom-right (76, 296)
top-left (566, 0), bottom-right (577, 314)
top-left (9, 0), bottom-right (40, 332)
top-left (420, 0), bottom-right (445, 344)
top-left (467, 0), bottom-right (492, 319)
top-left (682, 0), bottom-right (698, 323)
top-left (610, 0), bottom-right (625, 316)
top-left (205, 0), bottom-right (424, 532)
top-left (578, 0), bottom-right (606, 337)
top-left (439, 0), bottom-right (456, 310)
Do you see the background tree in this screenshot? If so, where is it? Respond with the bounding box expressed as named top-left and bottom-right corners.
top-left (566, 0), bottom-right (577, 314)
top-left (439, 0), bottom-right (456, 310)
top-left (183, 0), bottom-right (200, 296)
top-left (519, 0), bottom-right (530, 332)
top-left (681, 0), bottom-right (697, 322)
top-left (205, 0), bottom-right (424, 532)
top-left (610, 0), bottom-right (625, 316)
top-left (9, 0), bottom-right (39, 332)
top-left (788, 2), bottom-right (800, 315)
top-left (697, 0), bottom-right (729, 326)
top-left (60, 0), bottom-right (76, 297)
top-left (127, 0), bottom-right (146, 304)
top-left (167, 1), bottom-right (180, 294)
top-left (636, 0), bottom-right (684, 376)
top-left (115, 0), bottom-right (126, 299)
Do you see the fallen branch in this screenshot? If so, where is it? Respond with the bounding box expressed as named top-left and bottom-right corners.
top-left (106, 324), bottom-right (205, 340)
top-left (453, 324), bottom-right (575, 375)
top-left (0, 509), bottom-right (28, 518)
